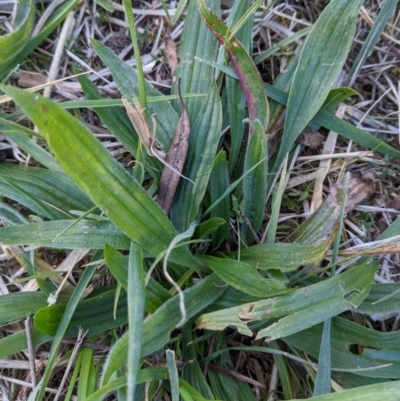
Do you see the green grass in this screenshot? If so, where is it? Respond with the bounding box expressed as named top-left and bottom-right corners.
top-left (0, 0), bottom-right (400, 400)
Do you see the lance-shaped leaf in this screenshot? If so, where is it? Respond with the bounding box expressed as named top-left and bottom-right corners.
top-left (196, 262), bottom-right (377, 340)
top-left (197, 255), bottom-right (287, 298)
top-left (198, 0), bottom-right (268, 243)
top-left (197, 0), bottom-right (268, 129)
top-left (0, 0), bottom-right (34, 71)
top-left (100, 274), bottom-right (226, 385)
top-left (0, 85), bottom-right (203, 271)
top-left (241, 121), bottom-right (268, 244)
top-left (0, 220), bottom-right (130, 250)
top-left (271, 0), bottom-right (364, 178)
top-left (237, 242), bottom-right (328, 272)
top-left (285, 316), bottom-right (400, 379)
top-left (0, 163), bottom-right (93, 219)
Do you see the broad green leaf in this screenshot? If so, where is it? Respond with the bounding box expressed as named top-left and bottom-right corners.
top-left (322, 87), bottom-right (361, 113)
top-left (210, 150), bottom-right (230, 248)
top-left (197, 0), bottom-right (268, 128)
top-left (77, 347), bottom-right (96, 399)
top-left (181, 328), bottom-right (215, 399)
top-left (0, 84), bottom-right (204, 271)
top-left (0, 202), bottom-right (28, 225)
top-left (100, 274), bottom-right (226, 384)
top-left (284, 316), bottom-right (400, 379)
top-left (179, 378), bottom-right (220, 401)
top-left (313, 318), bottom-right (332, 396)
top-left (174, 0), bottom-right (220, 118)
top-left (35, 263), bottom-right (97, 400)
top-left (197, 255), bottom-right (286, 298)
top-left (0, 328), bottom-right (52, 359)
top-left (193, 217), bottom-right (226, 240)
top-left (287, 381), bottom-right (400, 401)
top-left (238, 242), bottom-right (327, 272)
top-left (170, 83), bottom-right (222, 231)
top-left (357, 283), bottom-right (400, 315)
top-left (104, 244), bottom-right (130, 289)
top-left (0, 292), bottom-right (47, 325)
top-left (241, 121), bottom-right (268, 244)
top-left (34, 289), bottom-right (128, 337)
top-left (0, 163), bottom-right (93, 219)
top-left (0, 0), bottom-right (34, 70)
top-left (0, 220), bottom-right (130, 250)
top-left (84, 368), bottom-right (168, 401)
top-left (104, 245), bottom-right (166, 312)
top-left (265, 83), bottom-right (400, 159)
top-left (0, 129), bottom-right (61, 173)
top-left (208, 369), bottom-right (257, 401)
top-left (127, 243), bottom-right (145, 400)
top-left (196, 263), bottom-right (377, 339)
top-left (224, 0), bottom-right (252, 174)
top-left (166, 350), bottom-right (180, 401)
top-left (272, 0), bottom-right (364, 177)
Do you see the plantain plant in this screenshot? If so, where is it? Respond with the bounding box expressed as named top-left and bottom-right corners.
top-left (1, 0), bottom-right (400, 400)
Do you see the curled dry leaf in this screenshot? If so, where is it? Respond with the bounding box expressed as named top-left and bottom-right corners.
top-left (157, 85), bottom-right (190, 214)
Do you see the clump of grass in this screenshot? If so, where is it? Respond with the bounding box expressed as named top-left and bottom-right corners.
top-left (0, 1), bottom-right (400, 400)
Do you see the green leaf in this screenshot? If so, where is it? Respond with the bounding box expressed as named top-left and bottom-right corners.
top-left (0, 163), bottom-right (93, 218)
top-left (272, 0), bottom-right (364, 176)
top-left (0, 219), bottom-right (130, 250)
top-left (34, 288), bottom-right (128, 337)
top-left (174, 0), bottom-right (220, 118)
top-left (0, 202), bottom-right (29, 225)
top-left (196, 263), bottom-right (377, 339)
top-left (238, 242), bottom-right (327, 272)
top-left (265, 83), bottom-right (400, 159)
top-left (35, 263), bottom-right (97, 400)
top-left (284, 316), bottom-right (400, 379)
top-left (0, 328), bottom-right (52, 359)
top-left (100, 274), bottom-right (226, 384)
top-left (197, 255), bottom-right (287, 298)
top-left (127, 243), bottom-right (145, 400)
top-left (170, 83), bottom-right (222, 231)
top-left (166, 350), bottom-right (180, 401)
top-left (197, 0), bottom-right (268, 128)
top-left (209, 150), bottom-right (230, 247)
top-left (287, 381), bottom-right (400, 401)
top-left (241, 121), bottom-right (268, 244)
top-left (0, 0), bottom-right (80, 81)
top-left (357, 283), bottom-right (400, 315)
top-left (84, 368), bottom-right (168, 401)
top-left (313, 318), bottom-right (332, 396)
top-left (0, 292), bottom-right (47, 325)
top-left (0, 84), bottom-right (203, 271)
top-left (0, 0), bottom-right (35, 70)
